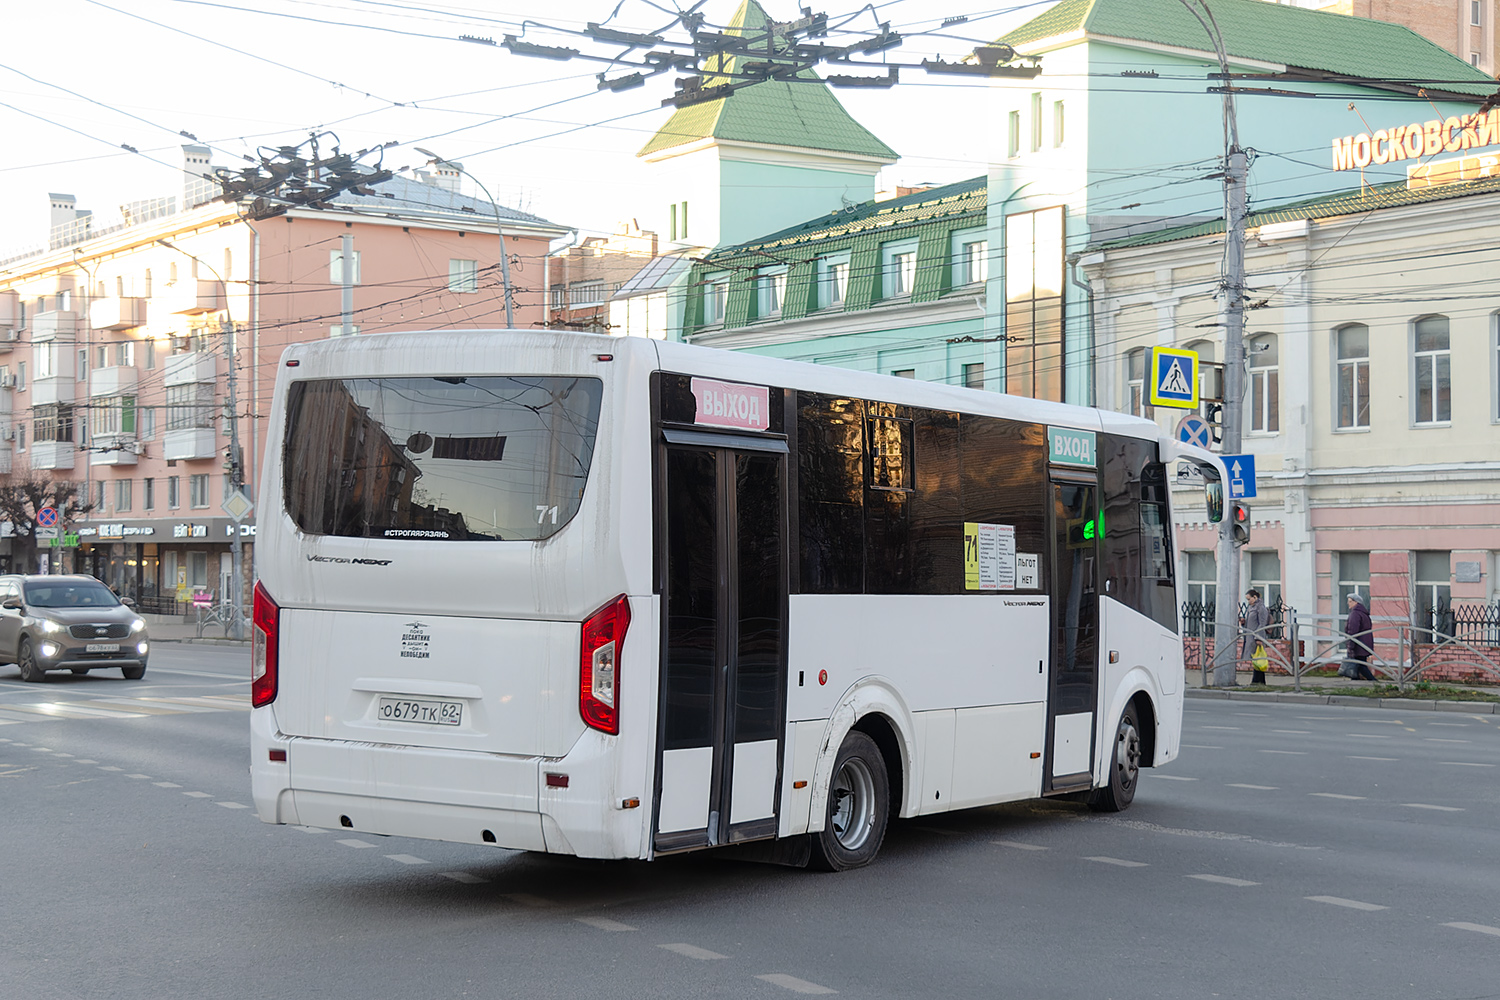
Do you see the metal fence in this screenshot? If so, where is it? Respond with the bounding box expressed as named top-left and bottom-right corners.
top-left (1181, 599), bottom-right (1289, 640)
top-left (1430, 602), bottom-right (1500, 646)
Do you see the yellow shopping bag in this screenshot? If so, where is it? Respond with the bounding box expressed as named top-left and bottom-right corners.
top-left (1251, 643), bottom-right (1269, 673)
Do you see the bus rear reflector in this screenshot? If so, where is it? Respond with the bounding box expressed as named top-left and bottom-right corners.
top-left (580, 594), bottom-right (630, 735)
top-left (251, 581), bottom-right (280, 708)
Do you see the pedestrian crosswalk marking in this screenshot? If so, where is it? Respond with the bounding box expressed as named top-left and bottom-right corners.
top-left (0, 694), bottom-right (250, 727)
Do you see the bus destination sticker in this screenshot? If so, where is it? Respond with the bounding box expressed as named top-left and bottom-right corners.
top-left (690, 377), bottom-right (771, 432)
top-left (963, 522), bottom-right (1016, 591)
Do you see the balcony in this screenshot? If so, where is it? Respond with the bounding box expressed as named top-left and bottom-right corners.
top-left (90, 297), bottom-right (147, 330)
top-left (163, 427), bottom-right (216, 461)
top-left (31, 376), bottom-right (75, 406)
top-left (164, 350), bottom-right (217, 386)
top-left (0, 443), bottom-right (10, 475)
top-left (165, 280), bottom-right (222, 315)
top-left (0, 384), bottom-right (11, 414)
top-left (31, 310), bottom-right (78, 342)
top-left (91, 366), bottom-right (139, 397)
top-left (28, 440), bottom-right (74, 470)
top-left (90, 432), bottom-right (138, 467)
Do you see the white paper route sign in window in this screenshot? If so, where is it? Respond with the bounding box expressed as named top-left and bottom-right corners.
top-left (690, 377), bottom-right (771, 432)
top-left (964, 522), bottom-right (1016, 591)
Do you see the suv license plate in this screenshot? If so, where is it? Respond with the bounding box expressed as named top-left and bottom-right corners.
top-left (377, 697), bottom-right (463, 726)
top-left (87, 643), bottom-right (120, 653)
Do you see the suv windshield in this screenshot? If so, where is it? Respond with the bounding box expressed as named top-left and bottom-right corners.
top-left (283, 375), bottom-right (604, 542)
top-left (25, 581), bottom-right (121, 608)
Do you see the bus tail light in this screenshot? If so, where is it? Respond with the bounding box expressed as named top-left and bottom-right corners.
top-left (580, 595), bottom-right (630, 735)
top-left (251, 581), bottom-right (280, 708)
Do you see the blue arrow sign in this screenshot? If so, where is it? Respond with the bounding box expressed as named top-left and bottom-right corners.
top-left (1222, 453), bottom-right (1257, 499)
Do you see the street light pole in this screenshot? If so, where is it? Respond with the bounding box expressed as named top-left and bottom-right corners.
top-left (413, 148), bottom-right (515, 329)
top-left (1174, 0), bottom-right (1248, 686)
top-left (156, 239), bottom-right (246, 639)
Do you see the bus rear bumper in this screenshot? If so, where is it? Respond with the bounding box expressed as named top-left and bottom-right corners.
top-left (251, 708), bottom-right (646, 859)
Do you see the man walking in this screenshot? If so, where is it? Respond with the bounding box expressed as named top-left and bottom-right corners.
top-left (1344, 592), bottom-right (1377, 681)
top-left (1240, 589), bottom-right (1271, 685)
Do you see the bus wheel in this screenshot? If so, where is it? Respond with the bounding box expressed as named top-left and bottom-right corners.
top-left (1089, 704), bottom-right (1141, 813)
top-left (810, 731), bottom-right (889, 871)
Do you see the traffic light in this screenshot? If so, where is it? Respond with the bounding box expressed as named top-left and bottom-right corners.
top-left (1231, 502), bottom-right (1251, 546)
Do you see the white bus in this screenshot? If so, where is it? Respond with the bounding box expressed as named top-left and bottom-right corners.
top-left (250, 331), bottom-right (1224, 870)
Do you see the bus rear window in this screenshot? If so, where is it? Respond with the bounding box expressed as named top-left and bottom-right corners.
top-left (283, 376), bottom-right (603, 542)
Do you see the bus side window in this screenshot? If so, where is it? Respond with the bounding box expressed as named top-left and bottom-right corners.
top-left (797, 393), bottom-right (865, 594)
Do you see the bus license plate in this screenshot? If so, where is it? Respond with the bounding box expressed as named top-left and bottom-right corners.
top-left (87, 643), bottom-right (120, 653)
top-left (377, 697), bottom-right (463, 726)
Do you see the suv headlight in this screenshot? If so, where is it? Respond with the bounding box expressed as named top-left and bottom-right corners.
top-left (39, 619), bottom-right (64, 634)
top-left (130, 618), bottom-right (147, 633)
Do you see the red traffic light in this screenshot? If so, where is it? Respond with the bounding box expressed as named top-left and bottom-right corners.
top-left (1231, 502), bottom-right (1251, 544)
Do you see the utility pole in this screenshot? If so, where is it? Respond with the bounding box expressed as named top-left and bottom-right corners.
top-left (221, 309), bottom-right (245, 640)
top-left (340, 233), bottom-right (354, 334)
top-left (1176, 0), bottom-right (1249, 686)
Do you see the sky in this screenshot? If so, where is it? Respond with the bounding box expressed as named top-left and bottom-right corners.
top-left (0, 0), bottom-right (1060, 253)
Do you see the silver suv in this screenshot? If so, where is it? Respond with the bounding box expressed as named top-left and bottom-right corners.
top-left (0, 575), bottom-right (150, 682)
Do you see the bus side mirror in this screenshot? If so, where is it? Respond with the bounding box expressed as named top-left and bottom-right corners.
top-left (1204, 480), bottom-right (1224, 523)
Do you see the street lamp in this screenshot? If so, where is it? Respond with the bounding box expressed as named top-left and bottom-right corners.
top-left (413, 148), bottom-right (515, 328)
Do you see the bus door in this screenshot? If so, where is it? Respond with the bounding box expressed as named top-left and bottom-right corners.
top-left (1045, 473), bottom-right (1101, 793)
top-left (654, 430), bottom-right (788, 853)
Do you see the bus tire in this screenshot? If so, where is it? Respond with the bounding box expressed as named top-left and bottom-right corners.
top-left (1089, 703), bottom-right (1141, 813)
top-left (809, 731), bottom-right (889, 872)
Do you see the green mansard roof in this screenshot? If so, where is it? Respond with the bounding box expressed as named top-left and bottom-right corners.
top-left (999, 0), bottom-right (1496, 100)
top-left (639, 0), bottom-right (898, 159)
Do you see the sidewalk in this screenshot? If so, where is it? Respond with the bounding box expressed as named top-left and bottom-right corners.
top-left (142, 613), bottom-right (249, 646)
top-left (1185, 667), bottom-right (1500, 713)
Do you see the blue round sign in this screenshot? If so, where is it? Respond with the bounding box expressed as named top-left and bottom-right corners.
top-left (1176, 414), bottom-right (1212, 450)
top-left (36, 506), bottom-right (58, 527)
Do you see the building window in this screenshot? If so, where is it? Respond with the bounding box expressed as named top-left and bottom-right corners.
top-left (669, 203), bottom-right (677, 241)
top-left (567, 281), bottom-right (605, 307)
top-left (1007, 111), bottom-right (1021, 158)
top-left (144, 340), bottom-right (156, 370)
top-left (1336, 551), bottom-right (1370, 610)
top-left (892, 369), bottom-right (915, 379)
top-left (96, 396), bottom-right (137, 435)
top-left (16, 424), bottom-right (23, 450)
top-left (166, 384), bottom-right (215, 430)
top-left (168, 476), bottom-right (180, 509)
top-left (34, 404), bottom-right (74, 443)
top-left (189, 473), bottom-right (210, 508)
top-left (143, 269), bottom-right (152, 297)
top-left (817, 255), bottom-right (850, 310)
top-left (1029, 92), bottom-right (1043, 152)
top-left (115, 478), bottom-right (132, 512)
top-left (1186, 550), bottom-right (1216, 609)
top-left (1413, 315), bottom-right (1451, 424)
top-left (224, 248), bottom-right (234, 281)
top-left (1004, 205), bottom-right (1065, 402)
top-left (448, 259), bottom-right (478, 294)
top-left (35, 343), bottom-right (59, 380)
top-left (679, 201), bottom-right (688, 240)
top-left (701, 278), bottom-right (727, 326)
top-left (140, 406), bottom-right (155, 440)
top-left (963, 362), bottom-right (985, 390)
top-left (1336, 323), bottom-right (1370, 429)
top-left (95, 480), bottom-right (105, 510)
top-left (1249, 550), bottom-right (1281, 608)
top-left (329, 248), bottom-right (361, 284)
top-left (16, 362), bottom-right (23, 390)
top-left (115, 342), bottom-right (134, 368)
top-left (881, 240), bottom-right (918, 299)
top-left (950, 228), bottom-right (987, 288)
top-left (1472, 0), bottom-right (1481, 25)
top-left (1053, 100), bottom-right (1065, 147)
top-left (756, 269), bottom-right (787, 318)
top-left (78, 349), bottom-right (88, 381)
top-left (1248, 333), bottom-right (1279, 433)
top-left (1415, 550), bottom-right (1452, 639)
top-left (143, 477), bottom-right (155, 511)
top-left (1127, 348), bottom-right (1151, 418)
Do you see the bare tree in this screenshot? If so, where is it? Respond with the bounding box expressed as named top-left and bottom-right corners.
top-left (0, 478), bottom-right (93, 574)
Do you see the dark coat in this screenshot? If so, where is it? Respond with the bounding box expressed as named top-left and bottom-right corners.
top-left (1345, 601), bottom-right (1374, 661)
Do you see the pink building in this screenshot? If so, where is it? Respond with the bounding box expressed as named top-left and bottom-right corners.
top-left (0, 147), bottom-right (569, 611)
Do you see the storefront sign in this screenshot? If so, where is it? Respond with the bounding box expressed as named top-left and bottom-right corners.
top-left (174, 523), bottom-right (209, 538)
top-left (1331, 108), bottom-right (1500, 171)
top-left (76, 525), bottom-right (154, 539)
top-left (47, 534), bottom-right (81, 548)
top-left (225, 524), bottom-right (257, 537)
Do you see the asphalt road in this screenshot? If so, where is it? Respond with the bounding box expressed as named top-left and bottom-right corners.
top-left (3, 650), bottom-right (1497, 1000)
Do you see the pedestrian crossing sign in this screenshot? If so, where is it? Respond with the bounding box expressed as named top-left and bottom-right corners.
top-left (1149, 346), bottom-right (1199, 409)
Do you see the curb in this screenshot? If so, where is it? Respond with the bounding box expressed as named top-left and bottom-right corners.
top-left (1185, 687), bottom-right (1499, 714)
top-left (155, 637), bottom-right (251, 647)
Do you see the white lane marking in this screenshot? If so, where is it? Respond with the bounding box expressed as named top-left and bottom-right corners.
top-left (385, 854), bottom-right (430, 865)
top-left (1440, 761), bottom-right (1495, 768)
top-left (337, 839), bottom-right (375, 849)
top-left (141, 696), bottom-right (249, 710)
top-left (1272, 730), bottom-right (1311, 734)
top-left (1182, 744), bottom-right (1222, 750)
top-left (153, 782), bottom-right (182, 788)
top-left (98, 766), bottom-right (123, 772)
top-left (1085, 856), bottom-right (1148, 868)
top-left (1359, 719), bottom-right (1403, 725)
top-left (1152, 775), bottom-right (1198, 781)
top-left (755, 973), bottom-right (838, 995)
top-left (1401, 803), bottom-right (1463, 812)
top-left (1430, 723), bottom-right (1470, 727)
top-left (1259, 749), bottom-right (1307, 755)
top-left (658, 943), bottom-right (728, 961)
top-left (125, 773), bottom-right (151, 780)
top-left (1227, 783), bottom-right (1278, 790)
top-left (1098, 818), bottom-right (1315, 848)
top-left (1234, 713), bottom-right (1270, 717)
top-left (293, 825), bottom-right (326, 834)
top-left (74, 759), bottom-right (97, 765)
top-left (53, 752), bottom-right (73, 757)
top-left (1445, 922), bottom-right (1500, 938)
top-left (1307, 896), bottom-right (1387, 911)
top-left (1310, 793), bottom-right (1366, 800)
top-left (440, 871), bottom-right (490, 885)
top-left (182, 791), bottom-right (211, 798)
top-left (576, 916), bottom-right (635, 931)
top-left (1188, 874), bottom-right (1260, 887)
top-left (1425, 738), bottom-right (1470, 744)
top-left (216, 801), bottom-right (250, 809)
top-left (1348, 756), bottom-right (1398, 761)
top-left (1347, 734), bottom-right (1391, 739)
top-left (1200, 726), bottom-right (1241, 730)
top-left (32, 747), bottom-right (52, 752)
top-left (502, 893), bottom-right (558, 908)
top-left (992, 840), bottom-right (1048, 851)
top-left (5, 702), bottom-right (144, 719)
